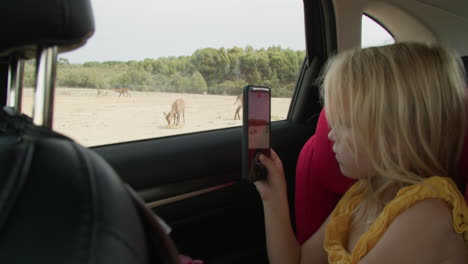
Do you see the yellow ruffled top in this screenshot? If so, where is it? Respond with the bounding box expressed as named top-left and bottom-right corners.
top-left (324, 176), bottom-right (468, 264)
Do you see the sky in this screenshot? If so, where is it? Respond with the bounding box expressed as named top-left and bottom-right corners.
top-left (61, 0), bottom-right (394, 63)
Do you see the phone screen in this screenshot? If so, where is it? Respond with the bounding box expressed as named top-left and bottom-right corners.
top-left (244, 86), bottom-right (270, 181)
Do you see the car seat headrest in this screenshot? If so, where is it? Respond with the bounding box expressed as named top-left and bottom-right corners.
top-left (0, 0), bottom-right (95, 59)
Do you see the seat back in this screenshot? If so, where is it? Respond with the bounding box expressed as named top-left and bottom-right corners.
top-left (295, 56), bottom-right (468, 244)
top-left (0, 1), bottom-right (180, 263)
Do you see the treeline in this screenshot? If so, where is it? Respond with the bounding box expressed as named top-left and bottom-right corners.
top-left (23, 46), bottom-right (305, 97)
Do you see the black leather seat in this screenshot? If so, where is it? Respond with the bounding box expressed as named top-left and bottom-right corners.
top-left (0, 1), bottom-right (179, 263)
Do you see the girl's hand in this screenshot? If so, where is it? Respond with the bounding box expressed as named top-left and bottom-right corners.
top-left (254, 149), bottom-right (287, 203)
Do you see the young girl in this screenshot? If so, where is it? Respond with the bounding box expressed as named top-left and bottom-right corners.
top-left (255, 42), bottom-right (468, 263)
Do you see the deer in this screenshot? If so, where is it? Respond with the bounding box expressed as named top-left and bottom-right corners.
top-left (234, 92), bottom-right (243, 120)
top-left (97, 88), bottom-right (109, 96)
top-left (164, 98), bottom-right (185, 126)
top-left (115, 88), bottom-right (130, 97)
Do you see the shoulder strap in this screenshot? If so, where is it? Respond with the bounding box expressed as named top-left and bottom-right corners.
top-left (0, 137), bottom-right (34, 234)
top-left (125, 185), bottom-right (180, 264)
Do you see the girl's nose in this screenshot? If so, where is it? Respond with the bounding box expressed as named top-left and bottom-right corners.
top-left (328, 129), bottom-right (335, 142)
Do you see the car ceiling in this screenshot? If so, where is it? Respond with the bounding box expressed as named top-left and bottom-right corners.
top-left (332, 0), bottom-right (468, 56)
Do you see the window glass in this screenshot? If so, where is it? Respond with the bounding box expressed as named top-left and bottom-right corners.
top-left (362, 14), bottom-right (395, 48)
top-left (21, 0), bottom-right (305, 147)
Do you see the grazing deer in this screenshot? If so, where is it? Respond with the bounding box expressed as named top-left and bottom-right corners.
top-left (234, 93), bottom-right (243, 120)
top-left (115, 88), bottom-right (130, 97)
top-left (164, 98), bottom-right (185, 126)
top-left (97, 88), bottom-right (109, 96)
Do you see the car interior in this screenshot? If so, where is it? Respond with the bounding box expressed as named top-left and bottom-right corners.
top-left (0, 0), bottom-right (467, 263)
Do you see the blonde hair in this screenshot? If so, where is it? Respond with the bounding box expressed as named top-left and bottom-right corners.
top-left (321, 42), bottom-right (466, 222)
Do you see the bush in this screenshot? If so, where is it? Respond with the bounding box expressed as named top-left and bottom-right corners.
top-left (212, 80), bottom-right (246, 95)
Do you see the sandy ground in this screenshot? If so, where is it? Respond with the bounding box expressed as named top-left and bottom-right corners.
top-left (21, 88), bottom-right (291, 146)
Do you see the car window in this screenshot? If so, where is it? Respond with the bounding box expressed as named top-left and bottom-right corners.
top-left (20, 0), bottom-right (306, 147)
top-left (362, 14), bottom-right (394, 48)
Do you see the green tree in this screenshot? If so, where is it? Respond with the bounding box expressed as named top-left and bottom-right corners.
top-left (256, 51), bottom-right (272, 81)
top-left (167, 72), bottom-right (190, 93)
top-left (239, 54), bottom-right (261, 84)
top-left (213, 79), bottom-right (247, 95)
top-left (49, 45), bottom-right (306, 97)
top-left (263, 70), bottom-right (280, 91)
top-left (23, 61), bottom-right (35, 87)
top-left (190, 71), bottom-right (208, 94)
top-left (190, 48), bottom-right (229, 86)
top-left (83, 61), bottom-right (100, 68)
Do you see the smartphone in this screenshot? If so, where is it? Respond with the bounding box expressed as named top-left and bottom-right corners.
top-left (242, 85), bottom-right (271, 182)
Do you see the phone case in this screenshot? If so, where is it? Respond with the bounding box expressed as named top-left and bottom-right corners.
top-left (242, 85), bottom-right (271, 182)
